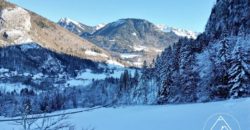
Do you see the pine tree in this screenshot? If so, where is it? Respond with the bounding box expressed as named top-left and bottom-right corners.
top-left (178, 39), bottom-right (199, 103)
top-left (141, 60), bottom-right (148, 76)
top-left (167, 43), bottom-right (182, 103)
top-left (218, 39), bottom-right (230, 85)
top-left (228, 45), bottom-right (250, 98)
top-left (119, 70), bottom-right (130, 91)
top-left (157, 47), bottom-right (174, 104)
top-left (134, 69), bottom-right (140, 85)
top-left (210, 39), bottom-right (231, 99)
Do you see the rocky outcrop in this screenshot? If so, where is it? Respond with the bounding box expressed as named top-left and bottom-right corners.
top-left (0, 7), bottom-right (32, 44)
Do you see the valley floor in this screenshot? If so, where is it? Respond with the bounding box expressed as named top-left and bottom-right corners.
top-left (0, 98), bottom-right (250, 130)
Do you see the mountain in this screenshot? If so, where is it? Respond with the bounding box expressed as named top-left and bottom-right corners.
top-left (95, 23), bottom-right (106, 30)
top-left (0, 0), bottom-right (129, 88)
top-left (87, 18), bottom-right (178, 52)
top-left (58, 17), bottom-right (106, 37)
top-left (59, 18), bottom-right (197, 66)
top-left (58, 17), bottom-right (96, 36)
top-left (156, 24), bottom-right (198, 39)
top-left (0, 1), bottom-right (116, 63)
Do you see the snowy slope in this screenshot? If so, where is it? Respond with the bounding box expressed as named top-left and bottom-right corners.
top-left (0, 1), bottom-right (115, 63)
top-left (156, 24), bottom-right (198, 39)
top-left (1, 98), bottom-right (249, 130)
top-left (58, 17), bottom-right (106, 35)
top-left (59, 18), bottom-right (182, 67)
top-left (58, 18), bottom-right (82, 28)
top-left (95, 23), bottom-right (106, 30)
top-left (65, 65), bottom-right (135, 87)
top-left (58, 17), bottom-right (95, 35)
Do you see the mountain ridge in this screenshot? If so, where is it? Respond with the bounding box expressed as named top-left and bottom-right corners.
top-left (58, 18), bottom-right (197, 66)
top-left (0, 0), bottom-right (123, 64)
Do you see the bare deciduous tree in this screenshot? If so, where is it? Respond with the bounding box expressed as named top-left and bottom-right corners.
top-left (14, 113), bottom-right (73, 130)
top-left (34, 113), bottom-right (73, 130)
top-left (13, 100), bottom-right (73, 130)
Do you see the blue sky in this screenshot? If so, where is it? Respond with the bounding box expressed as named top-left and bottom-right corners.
top-left (9, 0), bottom-right (216, 32)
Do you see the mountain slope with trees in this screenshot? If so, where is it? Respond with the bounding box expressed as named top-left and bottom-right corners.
top-left (151, 0), bottom-right (250, 103)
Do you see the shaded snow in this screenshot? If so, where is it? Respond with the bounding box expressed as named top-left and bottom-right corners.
top-left (50, 98), bottom-right (250, 130)
top-left (66, 79), bottom-right (91, 87)
top-left (1, 98), bottom-right (249, 130)
top-left (0, 83), bottom-right (29, 93)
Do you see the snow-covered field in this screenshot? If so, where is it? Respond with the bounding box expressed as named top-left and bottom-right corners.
top-left (0, 83), bottom-right (30, 93)
top-left (1, 98), bottom-right (249, 130)
top-left (65, 64), bottom-right (136, 87)
top-left (120, 53), bottom-right (140, 59)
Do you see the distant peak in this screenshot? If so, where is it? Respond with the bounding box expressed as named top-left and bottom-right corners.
top-left (109, 19), bottom-right (126, 27)
top-left (118, 18), bottom-right (152, 24)
top-left (95, 23), bottom-right (106, 30)
top-left (58, 17), bottom-right (80, 26)
top-left (120, 18), bottom-right (147, 21)
top-left (156, 24), bottom-right (198, 39)
top-left (58, 17), bottom-right (69, 23)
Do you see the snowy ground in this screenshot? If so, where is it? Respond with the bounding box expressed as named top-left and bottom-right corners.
top-left (0, 83), bottom-right (30, 93)
top-left (120, 53), bottom-right (140, 59)
top-left (65, 65), bottom-right (136, 87)
top-left (0, 98), bottom-right (249, 130)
